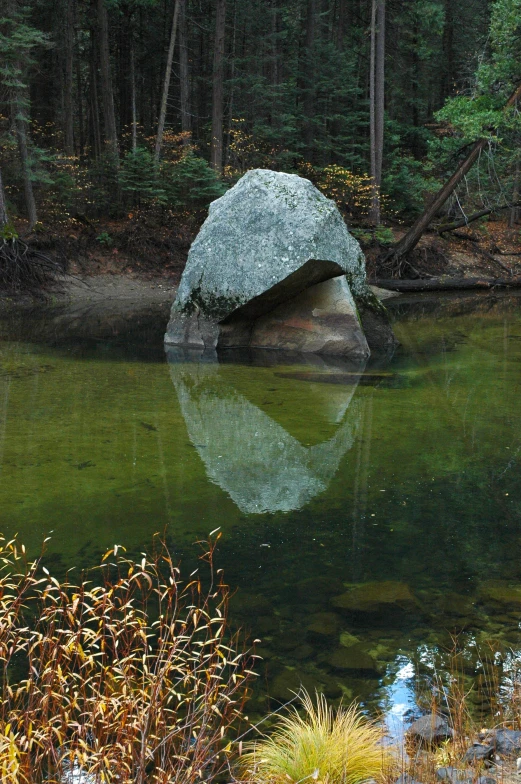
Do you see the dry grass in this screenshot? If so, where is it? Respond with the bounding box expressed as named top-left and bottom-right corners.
top-left (237, 689), bottom-right (397, 784)
top-left (0, 533), bottom-right (253, 783)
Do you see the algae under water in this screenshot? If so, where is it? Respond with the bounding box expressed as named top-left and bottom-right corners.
top-left (2, 292), bottom-right (521, 727)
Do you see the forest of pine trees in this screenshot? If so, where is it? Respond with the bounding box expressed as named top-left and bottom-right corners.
top-left (0, 0), bottom-right (520, 254)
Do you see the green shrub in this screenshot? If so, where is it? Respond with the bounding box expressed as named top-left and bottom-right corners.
top-left (96, 230), bottom-right (113, 247)
top-left (162, 151), bottom-right (226, 213)
top-left (119, 146), bottom-right (166, 207)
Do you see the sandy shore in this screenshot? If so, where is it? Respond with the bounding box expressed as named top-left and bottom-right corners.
top-left (61, 274), bottom-right (178, 305)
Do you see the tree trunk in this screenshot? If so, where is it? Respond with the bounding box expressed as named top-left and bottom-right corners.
top-left (179, 0), bottom-right (191, 141)
top-left (225, 0), bottom-right (237, 166)
top-left (441, 0), bottom-right (454, 102)
top-left (15, 104), bottom-right (38, 230)
top-left (271, 0), bottom-right (278, 89)
top-left (130, 44), bottom-right (137, 152)
top-left (97, 0), bottom-right (118, 156)
top-left (63, 0), bottom-right (75, 156)
top-left (76, 21), bottom-right (85, 157)
top-left (369, 0), bottom-right (378, 225)
top-left (510, 139), bottom-right (520, 227)
top-left (386, 80), bottom-right (521, 267)
top-left (302, 0), bottom-right (316, 153)
top-left (375, 0), bottom-right (385, 188)
top-left (89, 25), bottom-right (102, 160)
top-left (210, 0), bottom-right (226, 172)
top-left (0, 169), bottom-right (9, 229)
top-left (155, 0), bottom-right (180, 163)
top-left (510, 161), bottom-right (520, 227)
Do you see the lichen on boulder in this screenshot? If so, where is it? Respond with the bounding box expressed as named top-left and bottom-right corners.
top-left (165, 168), bottom-right (394, 357)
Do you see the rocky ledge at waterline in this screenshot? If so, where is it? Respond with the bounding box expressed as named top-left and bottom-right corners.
top-left (164, 169), bottom-right (395, 357)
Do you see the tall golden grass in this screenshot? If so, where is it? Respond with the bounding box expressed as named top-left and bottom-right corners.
top-left (238, 690), bottom-right (396, 784)
top-left (0, 533), bottom-right (253, 783)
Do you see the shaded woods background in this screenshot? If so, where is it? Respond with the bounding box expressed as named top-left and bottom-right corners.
top-left (0, 0), bottom-right (520, 250)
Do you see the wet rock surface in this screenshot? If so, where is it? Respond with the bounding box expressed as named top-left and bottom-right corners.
top-left (395, 775), bottom-right (425, 784)
top-left (436, 769), bottom-right (495, 784)
top-left (407, 714), bottom-right (454, 745)
top-left (462, 744), bottom-right (495, 763)
top-left (484, 729), bottom-right (521, 756)
top-left (220, 276), bottom-right (369, 358)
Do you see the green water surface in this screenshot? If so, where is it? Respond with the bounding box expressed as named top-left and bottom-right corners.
top-left (2, 292), bottom-right (521, 726)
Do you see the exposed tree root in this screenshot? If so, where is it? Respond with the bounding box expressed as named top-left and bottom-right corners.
top-left (0, 237), bottom-right (65, 293)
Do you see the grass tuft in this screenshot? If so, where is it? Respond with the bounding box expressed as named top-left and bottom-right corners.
top-left (238, 689), bottom-right (396, 784)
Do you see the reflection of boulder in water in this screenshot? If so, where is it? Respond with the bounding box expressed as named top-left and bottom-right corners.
top-left (167, 349), bottom-right (364, 514)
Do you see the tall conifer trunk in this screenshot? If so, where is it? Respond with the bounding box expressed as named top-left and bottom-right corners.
top-left (210, 0), bottom-right (226, 172)
top-left (0, 169), bottom-right (9, 229)
top-left (179, 0), bottom-right (191, 141)
top-left (97, 0), bottom-right (118, 156)
top-left (375, 0), bottom-right (385, 188)
top-left (130, 44), bottom-right (137, 152)
top-left (63, 0), bottom-right (75, 155)
top-left (302, 0), bottom-right (316, 154)
top-left (89, 23), bottom-right (102, 159)
top-left (15, 104), bottom-right (38, 230)
top-left (155, 0), bottom-right (180, 163)
top-left (369, 0), bottom-right (378, 225)
top-left (370, 0), bottom-right (385, 226)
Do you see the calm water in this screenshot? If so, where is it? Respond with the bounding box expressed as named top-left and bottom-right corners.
top-left (2, 292), bottom-right (521, 728)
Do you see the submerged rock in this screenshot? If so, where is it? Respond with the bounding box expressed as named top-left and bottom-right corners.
top-left (477, 580), bottom-right (521, 609)
top-left (331, 580), bottom-right (420, 617)
top-left (339, 630), bottom-right (360, 648)
top-left (408, 714), bottom-right (453, 745)
top-left (269, 667), bottom-right (341, 701)
top-left (306, 611), bottom-right (341, 638)
top-left (165, 169), bottom-right (394, 356)
top-left (326, 644), bottom-right (379, 673)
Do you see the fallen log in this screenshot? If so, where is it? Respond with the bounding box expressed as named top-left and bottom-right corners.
top-left (374, 276), bottom-right (521, 292)
top-left (437, 202), bottom-right (521, 233)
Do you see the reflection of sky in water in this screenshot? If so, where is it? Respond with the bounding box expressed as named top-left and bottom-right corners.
top-left (384, 658), bottom-right (417, 742)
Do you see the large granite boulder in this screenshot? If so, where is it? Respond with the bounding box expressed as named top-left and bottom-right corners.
top-left (165, 169), bottom-right (394, 357)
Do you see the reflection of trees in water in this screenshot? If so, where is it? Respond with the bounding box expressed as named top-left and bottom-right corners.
top-left (387, 291), bottom-right (521, 322)
top-left (351, 392), bottom-right (373, 583)
top-left (168, 356), bottom-right (364, 514)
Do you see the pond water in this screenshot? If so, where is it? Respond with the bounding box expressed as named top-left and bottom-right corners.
top-left (2, 291), bottom-right (521, 730)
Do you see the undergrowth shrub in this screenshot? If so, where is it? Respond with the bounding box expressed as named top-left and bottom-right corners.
top-left (162, 151), bottom-right (227, 215)
top-left (298, 162), bottom-right (376, 218)
top-left (0, 534), bottom-right (253, 783)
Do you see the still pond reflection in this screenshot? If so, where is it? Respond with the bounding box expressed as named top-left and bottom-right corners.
top-left (2, 292), bottom-right (521, 726)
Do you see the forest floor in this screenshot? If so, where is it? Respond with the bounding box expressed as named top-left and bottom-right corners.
top-left (7, 214), bottom-right (521, 307)
top-left (364, 219), bottom-right (521, 280)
